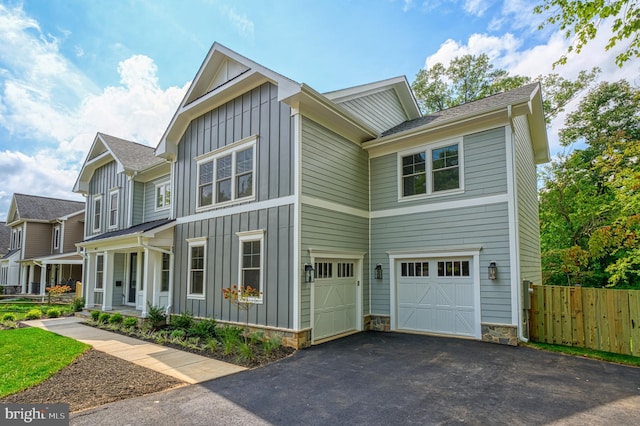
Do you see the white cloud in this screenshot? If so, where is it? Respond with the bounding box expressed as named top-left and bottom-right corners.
top-left (220, 5), bottom-right (255, 39)
top-left (463, 0), bottom-right (491, 16)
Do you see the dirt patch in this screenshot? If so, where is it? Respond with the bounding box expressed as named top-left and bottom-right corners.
top-left (0, 349), bottom-right (184, 412)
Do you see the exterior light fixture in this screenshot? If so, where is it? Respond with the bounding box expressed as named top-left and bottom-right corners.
top-left (375, 263), bottom-right (383, 280)
top-left (488, 261), bottom-right (497, 280)
top-left (304, 263), bottom-right (315, 283)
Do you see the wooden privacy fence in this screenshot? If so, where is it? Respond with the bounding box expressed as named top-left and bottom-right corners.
top-left (529, 285), bottom-right (640, 357)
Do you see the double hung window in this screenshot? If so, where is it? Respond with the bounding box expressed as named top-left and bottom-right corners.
top-left (187, 238), bottom-right (206, 299)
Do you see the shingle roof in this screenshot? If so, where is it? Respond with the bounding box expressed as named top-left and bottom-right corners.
top-left (382, 83), bottom-right (541, 137)
top-left (0, 222), bottom-right (10, 255)
top-left (13, 194), bottom-right (85, 221)
top-left (98, 133), bottom-right (165, 172)
top-left (83, 219), bottom-right (175, 243)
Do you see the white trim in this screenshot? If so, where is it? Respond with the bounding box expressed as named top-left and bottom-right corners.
top-left (388, 247), bottom-right (482, 340)
top-left (505, 126), bottom-right (523, 334)
top-left (94, 253), bottom-right (105, 291)
top-left (300, 195), bottom-right (369, 219)
top-left (154, 180), bottom-right (171, 212)
top-left (177, 195), bottom-right (295, 225)
top-left (397, 137), bottom-right (464, 201)
top-left (108, 188), bottom-right (119, 229)
top-left (186, 237), bottom-right (207, 300)
top-left (92, 195), bottom-right (103, 233)
top-left (236, 229), bottom-right (265, 304)
top-left (194, 135), bottom-right (257, 211)
top-left (372, 193), bottom-right (509, 219)
top-left (53, 225), bottom-right (61, 251)
top-left (292, 113), bottom-right (301, 330)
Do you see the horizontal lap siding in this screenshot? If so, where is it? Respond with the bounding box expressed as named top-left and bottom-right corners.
top-left (371, 127), bottom-right (508, 211)
top-left (143, 175), bottom-right (171, 223)
top-left (337, 89), bottom-right (407, 134)
top-left (86, 161), bottom-right (129, 237)
top-left (24, 222), bottom-right (51, 258)
top-left (514, 116), bottom-right (542, 284)
top-left (371, 204), bottom-right (512, 323)
top-left (174, 205), bottom-right (294, 328)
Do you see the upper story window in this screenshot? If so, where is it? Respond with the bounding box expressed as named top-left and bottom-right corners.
top-left (11, 228), bottom-right (22, 250)
top-left (196, 136), bottom-right (256, 210)
top-left (108, 189), bottom-right (118, 229)
top-left (155, 181), bottom-right (171, 211)
top-left (399, 138), bottom-right (463, 200)
top-left (53, 226), bottom-right (60, 250)
top-left (93, 195), bottom-right (102, 232)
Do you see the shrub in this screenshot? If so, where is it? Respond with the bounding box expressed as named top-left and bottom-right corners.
top-left (97, 312), bottom-right (110, 324)
top-left (170, 329), bottom-right (186, 339)
top-left (237, 341), bottom-right (254, 362)
top-left (170, 311), bottom-right (194, 330)
top-left (1, 313), bottom-right (16, 322)
top-left (145, 302), bottom-right (166, 330)
top-left (24, 309), bottom-right (43, 320)
top-left (90, 310), bottom-right (100, 321)
top-left (46, 308), bottom-right (61, 318)
top-left (108, 313), bottom-right (123, 324)
top-left (263, 335), bottom-right (282, 356)
top-left (218, 326), bottom-right (242, 355)
top-left (205, 337), bottom-right (220, 352)
top-left (187, 318), bottom-right (217, 338)
top-left (123, 317), bottom-right (138, 328)
top-left (71, 297), bottom-right (85, 312)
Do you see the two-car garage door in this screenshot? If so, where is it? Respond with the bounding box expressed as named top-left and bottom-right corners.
top-left (396, 258), bottom-right (477, 338)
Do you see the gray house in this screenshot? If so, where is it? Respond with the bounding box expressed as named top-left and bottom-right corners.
top-left (80, 43), bottom-right (549, 348)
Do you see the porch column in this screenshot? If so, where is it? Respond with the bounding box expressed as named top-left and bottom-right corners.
top-left (39, 265), bottom-right (46, 296)
top-left (102, 251), bottom-right (114, 311)
top-left (141, 247), bottom-right (151, 318)
top-left (20, 264), bottom-right (27, 293)
top-left (27, 265), bottom-right (35, 294)
top-left (84, 253), bottom-right (95, 309)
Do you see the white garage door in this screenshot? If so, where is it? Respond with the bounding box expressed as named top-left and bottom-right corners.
top-left (396, 258), bottom-right (476, 337)
top-left (313, 259), bottom-right (357, 341)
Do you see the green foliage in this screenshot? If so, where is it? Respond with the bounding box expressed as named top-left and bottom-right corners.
top-left (123, 317), bottom-right (138, 328)
top-left (90, 310), bottom-right (100, 321)
top-left (24, 309), bottom-right (43, 320)
top-left (205, 337), bottom-right (220, 352)
top-left (0, 328), bottom-right (89, 397)
top-left (97, 312), bottom-right (111, 324)
top-left (170, 329), bottom-right (186, 339)
top-left (218, 326), bottom-right (242, 355)
top-left (71, 297), bottom-right (85, 312)
top-left (108, 313), bottom-right (123, 324)
top-left (46, 308), bottom-right (61, 318)
top-left (236, 341), bottom-right (254, 362)
top-left (534, 0), bottom-right (639, 67)
top-left (188, 318), bottom-right (218, 339)
top-left (262, 335), bottom-right (281, 356)
top-left (2, 313), bottom-right (16, 322)
top-left (170, 311), bottom-right (194, 330)
top-left (145, 302), bottom-right (166, 330)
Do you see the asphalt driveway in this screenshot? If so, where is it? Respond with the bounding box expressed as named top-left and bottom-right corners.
top-left (71, 331), bottom-right (640, 425)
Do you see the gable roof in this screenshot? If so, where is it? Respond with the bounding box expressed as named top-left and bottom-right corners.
top-left (74, 133), bottom-right (167, 194)
top-left (6, 194), bottom-right (85, 226)
top-left (0, 222), bottom-right (9, 255)
top-left (368, 82), bottom-right (550, 164)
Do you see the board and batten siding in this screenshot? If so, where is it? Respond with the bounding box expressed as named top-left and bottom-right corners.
top-left (173, 205), bottom-right (294, 329)
top-left (371, 127), bottom-right (508, 212)
top-left (86, 161), bottom-right (130, 238)
top-left (143, 175), bottom-right (172, 223)
top-left (370, 203), bottom-right (513, 324)
top-left (335, 88), bottom-right (408, 134)
top-left (173, 82), bottom-right (294, 218)
top-left (514, 115), bottom-right (542, 284)
top-left (301, 117), bottom-right (369, 211)
top-left (300, 205), bottom-right (370, 328)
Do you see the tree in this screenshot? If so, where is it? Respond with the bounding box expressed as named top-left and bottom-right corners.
top-left (411, 54), bottom-right (599, 124)
top-left (534, 0), bottom-right (640, 67)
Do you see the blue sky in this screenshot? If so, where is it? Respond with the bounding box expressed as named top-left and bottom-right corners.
top-left (0, 0), bottom-right (636, 220)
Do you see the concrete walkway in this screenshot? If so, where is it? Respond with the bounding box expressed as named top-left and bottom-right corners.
top-left (24, 316), bottom-right (246, 384)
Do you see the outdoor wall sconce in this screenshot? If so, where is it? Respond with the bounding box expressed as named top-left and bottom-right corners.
top-left (375, 263), bottom-right (383, 280)
top-left (304, 263), bottom-right (315, 283)
top-left (488, 261), bottom-right (497, 280)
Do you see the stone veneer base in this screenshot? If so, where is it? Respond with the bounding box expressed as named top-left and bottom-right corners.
top-left (481, 323), bottom-right (518, 346)
top-left (215, 319), bottom-right (311, 349)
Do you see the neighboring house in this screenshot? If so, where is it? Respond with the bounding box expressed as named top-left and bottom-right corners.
top-left (0, 222), bottom-right (10, 257)
top-left (80, 43), bottom-right (549, 348)
top-left (0, 194), bottom-right (85, 294)
top-left (73, 133), bottom-right (174, 313)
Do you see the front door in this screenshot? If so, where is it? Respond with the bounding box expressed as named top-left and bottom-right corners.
top-left (128, 253), bottom-right (137, 304)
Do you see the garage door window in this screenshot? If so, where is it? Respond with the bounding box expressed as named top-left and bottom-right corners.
top-left (315, 262), bottom-right (332, 279)
top-left (400, 262), bottom-right (429, 277)
top-left (437, 260), bottom-right (470, 277)
top-left (337, 263), bottom-right (354, 278)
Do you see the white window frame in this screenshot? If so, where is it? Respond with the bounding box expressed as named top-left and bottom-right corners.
top-left (95, 254), bottom-right (104, 291)
top-left (155, 181), bottom-right (171, 211)
top-left (398, 137), bottom-right (464, 202)
top-left (195, 135), bottom-right (257, 211)
top-left (108, 189), bottom-right (119, 229)
top-left (236, 229), bottom-right (265, 303)
top-left (186, 237), bottom-right (207, 300)
top-left (53, 226), bottom-right (60, 250)
top-left (160, 252), bottom-right (170, 292)
top-left (93, 195), bottom-right (103, 232)
top-left (12, 228), bottom-right (22, 250)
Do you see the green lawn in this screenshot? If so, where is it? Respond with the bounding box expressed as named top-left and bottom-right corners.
top-left (0, 327), bottom-right (89, 397)
top-left (0, 302), bottom-right (69, 320)
top-left (525, 341), bottom-right (640, 367)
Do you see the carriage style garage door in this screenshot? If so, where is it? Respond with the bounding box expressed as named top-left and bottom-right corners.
top-left (313, 259), bottom-right (358, 341)
top-left (396, 258), bottom-right (476, 337)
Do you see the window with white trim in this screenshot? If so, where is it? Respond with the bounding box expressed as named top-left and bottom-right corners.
top-left (161, 253), bottom-right (170, 292)
top-left (400, 261), bottom-right (429, 277)
top-left (11, 228), bottom-right (21, 250)
top-left (53, 226), bottom-right (60, 250)
top-left (93, 195), bottom-right (102, 232)
top-left (237, 230), bottom-right (264, 301)
top-left (437, 260), bottom-right (470, 277)
top-left (196, 136), bottom-right (256, 209)
top-left (95, 254), bottom-right (104, 290)
top-left (155, 181), bottom-right (171, 210)
top-left (108, 189), bottom-right (118, 229)
top-left (400, 139), bottom-right (462, 199)
top-left (187, 238), bottom-right (206, 299)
